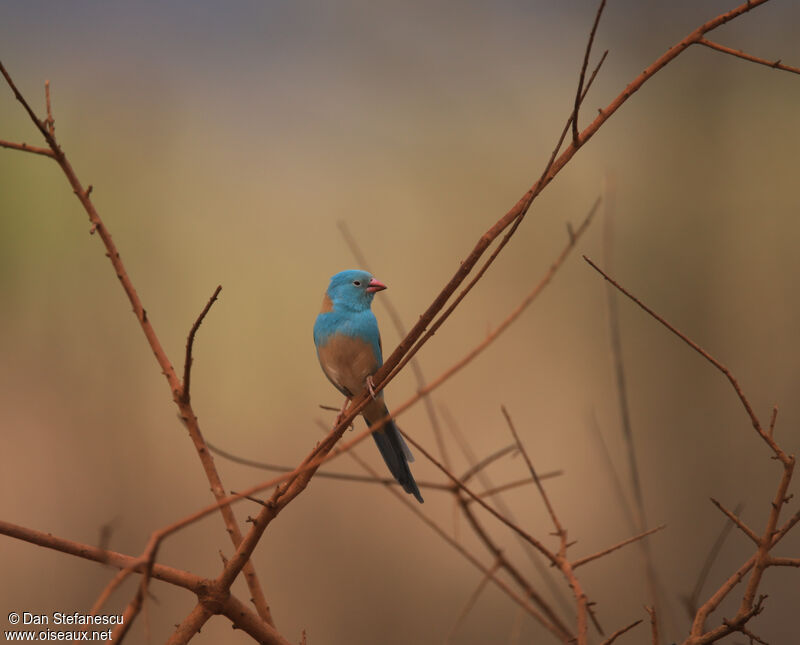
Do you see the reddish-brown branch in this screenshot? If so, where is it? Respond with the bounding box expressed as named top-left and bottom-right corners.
top-left (645, 606), bottom-right (660, 645)
top-left (165, 603), bottom-right (214, 645)
top-left (460, 444), bottom-right (518, 483)
top-left (2, 1), bottom-right (793, 640)
top-left (0, 519), bottom-right (287, 645)
top-left (768, 557), bottom-right (800, 567)
top-left (456, 492), bottom-right (574, 641)
top-left (572, 0), bottom-right (607, 144)
top-left (44, 79), bottom-right (54, 135)
top-left (698, 38), bottom-right (800, 74)
top-left (370, 0), bottom-right (778, 417)
top-left (328, 426), bottom-right (570, 640)
top-left (0, 59), bottom-right (274, 627)
top-left (389, 197), bottom-right (598, 407)
top-left (208, 438), bottom-right (452, 490)
top-left (571, 525), bottom-right (665, 569)
top-left (682, 502), bottom-right (745, 617)
top-left (182, 285), bottom-right (222, 405)
top-left (583, 255), bottom-right (788, 460)
top-left (502, 406), bottom-right (566, 549)
top-left (709, 498), bottom-right (759, 546)
top-left (600, 619), bottom-right (643, 645)
top-left (476, 473), bottom-right (563, 499)
top-left (338, 220), bottom-right (452, 469)
top-left (0, 139), bottom-right (54, 156)
top-left (738, 460), bottom-right (795, 611)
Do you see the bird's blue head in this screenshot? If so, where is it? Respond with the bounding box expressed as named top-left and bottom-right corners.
top-left (324, 269), bottom-right (387, 312)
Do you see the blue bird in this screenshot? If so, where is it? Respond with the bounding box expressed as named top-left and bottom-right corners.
top-left (314, 269), bottom-right (423, 503)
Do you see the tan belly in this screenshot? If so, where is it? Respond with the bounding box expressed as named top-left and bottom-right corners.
top-left (317, 334), bottom-right (380, 397)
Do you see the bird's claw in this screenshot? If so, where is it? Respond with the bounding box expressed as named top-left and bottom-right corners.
top-left (366, 376), bottom-right (377, 400)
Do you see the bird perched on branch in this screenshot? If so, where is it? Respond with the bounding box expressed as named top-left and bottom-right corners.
top-left (313, 269), bottom-right (423, 503)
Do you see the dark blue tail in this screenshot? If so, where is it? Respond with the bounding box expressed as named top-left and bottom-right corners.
top-left (368, 418), bottom-right (423, 503)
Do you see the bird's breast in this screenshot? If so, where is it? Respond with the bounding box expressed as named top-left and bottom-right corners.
top-left (316, 333), bottom-right (380, 397)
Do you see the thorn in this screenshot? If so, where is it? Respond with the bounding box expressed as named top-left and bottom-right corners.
top-left (90, 222), bottom-right (97, 235)
top-left (86, 185), bottom-right (93, 196)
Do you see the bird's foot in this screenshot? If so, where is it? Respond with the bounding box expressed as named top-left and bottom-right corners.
top-left (366, 375), bottom-right (377, 400)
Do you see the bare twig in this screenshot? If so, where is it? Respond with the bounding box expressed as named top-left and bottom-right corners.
top-left (476, 472), bottom-right (564, 499)
top-left (682, 502), bottom-right (745, 617)
top-left (325, 423), bottom-right (568, 640)
top-left (709, 499), bottom-right (759, 546)
top-left (0, 139), bottom-right (54, 156)
top-left (443, 408), bottom-right (574, 618)
top-left (88, 569), bottom-right (134, 616)
top-left (456, 492), bottom-right (574, 641)
top-left (600, 619), bottom-right (643, 645)
top-left (584, 256), bottom-right (781, 457)
top-left (182, 285), bottom-right (222, 405)
top-left (501, 406), bottom-right (566, 546)
top-left (571, 525), bottom-right (666, 569)
top-left (44, 79), bottom-right (54, 135)
top-left (460, 444), bottom-right (518, 484)
top-left (572, 0), bottom-right (608, 144)
top-left (698, 38), bottom-right (800, 75)
top-left (601, 178), bottom-right (661, 603)
top-left (209, 438), bottom-right (451, 491)
top-left (0, 60), bottom-right (274, 627)
top-left (645, 606), bottom-right (660, 645)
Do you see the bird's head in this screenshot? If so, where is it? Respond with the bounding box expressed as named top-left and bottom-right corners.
top-left (325, 269), bottom-right (387, 312)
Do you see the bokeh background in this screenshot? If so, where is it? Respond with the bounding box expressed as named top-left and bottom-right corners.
top-left (2, 1), bottom-right (799, 643)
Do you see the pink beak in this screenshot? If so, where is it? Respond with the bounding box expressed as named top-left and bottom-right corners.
top-left (366, 277), bottom-right (387, 293)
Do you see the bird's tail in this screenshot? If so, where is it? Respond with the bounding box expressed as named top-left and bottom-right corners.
top-left (364, 405), bottom-right (423, 503)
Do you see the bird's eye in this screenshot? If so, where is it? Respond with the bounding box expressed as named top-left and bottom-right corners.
top-left (353, 280), bottom-right (361, 286)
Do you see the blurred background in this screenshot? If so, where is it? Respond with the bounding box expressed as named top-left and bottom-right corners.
top-left (1, 1), bottom-right (799, 643)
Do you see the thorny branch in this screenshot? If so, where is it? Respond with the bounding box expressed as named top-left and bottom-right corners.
top-left (2, 1), bottom-right (799, 643)
top-left (583, 257), bottom-right (797, 644)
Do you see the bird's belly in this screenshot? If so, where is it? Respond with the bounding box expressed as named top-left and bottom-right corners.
top-left (317, 334), bottom-right (379, 397)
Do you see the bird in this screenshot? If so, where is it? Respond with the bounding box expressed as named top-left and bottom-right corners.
top-left (313, 269), bottom-right (423, 503)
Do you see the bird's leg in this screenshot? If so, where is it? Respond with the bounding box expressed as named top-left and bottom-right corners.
top-left (366, 375), bottom-right (377, 400)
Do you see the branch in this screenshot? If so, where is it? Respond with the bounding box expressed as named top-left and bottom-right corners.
top-left (209, 437), bottom-right (452, 490)
top-left (338, 220), bottom-right (452, 469)
top-left (572, 0), bottom-right (608, 144)
top-left (0, 59), bottom-right (274, 627)
top-left (600, 619), bottom-right (643, 645)
top-left (571, 525), bottom-right (666, 569)
top-left (456, 491), bottom-right (573, 641)
top-left (371, 0), bottom-right (778, 407)
top-left (0, 139), bottom-right (54, 157)
top-left (583, 256), bottom-right (789, 462)
top-left (698, 38), bottom-right (800, 75)
top-left (709, 498), bottom-right (759, 546)
top-left (328, 424), bottom-right (569, 638)
top-left (682, 502), bottom-right (744, 617)
top-left (182, 285), bottom-right (222, 405)
top-left (501, 405), bottom-right (566, 548)
top-left (645, 606), bottom-right (660, 645)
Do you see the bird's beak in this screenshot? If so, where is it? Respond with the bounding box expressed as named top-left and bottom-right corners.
top-left (366, 278), bottom-right (387, 293)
